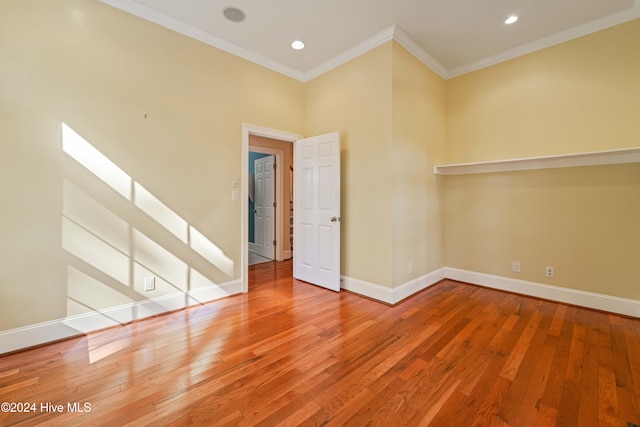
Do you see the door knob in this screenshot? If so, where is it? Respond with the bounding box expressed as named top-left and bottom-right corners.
top-left (330, 216), bottom-right (341, 222)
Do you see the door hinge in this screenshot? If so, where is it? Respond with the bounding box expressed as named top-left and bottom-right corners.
top-left (273, 240), bottom-right (277, 246)
top-left (273, 163), bottom-right (277, 170)
top-left (273, 202), bottom-right (277, 207)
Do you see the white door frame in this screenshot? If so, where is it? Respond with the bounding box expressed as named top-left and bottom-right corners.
top-left (242, 124), bottom-right (301, 293)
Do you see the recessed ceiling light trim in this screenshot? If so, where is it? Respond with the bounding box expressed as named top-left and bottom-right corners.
top-left (505, 15), bottom-right (518, 25)
top-left (291, 40), bottom-right (305, 50)
top-left (222, 6), bottom-right (246, 23)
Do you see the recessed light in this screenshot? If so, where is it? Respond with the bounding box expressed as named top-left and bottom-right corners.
top-left (222, 6), bottom-right (246, 23)
top-left (505, 15), bottom-right (518, 24)
top-left (291, 40), bottom-right (305, 50)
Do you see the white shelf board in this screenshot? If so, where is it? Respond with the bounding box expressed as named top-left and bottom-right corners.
top-left (434, 147), bottom-right (640, 175)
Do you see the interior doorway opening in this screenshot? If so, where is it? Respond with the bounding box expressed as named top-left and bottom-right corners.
top-left (248, 149), bottom-right (279, 265)
top-left (242, 125), bottom-right (301, 292)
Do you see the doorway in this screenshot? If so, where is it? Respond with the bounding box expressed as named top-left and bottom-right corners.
top-left (242, 125), bottom-right (301, 292)
top-left (248, 151), bottom-right (277, 265)
top-left (242, 125), bottom-right (342, 293)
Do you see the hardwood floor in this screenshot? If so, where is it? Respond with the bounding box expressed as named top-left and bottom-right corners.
top-left (1, 260), bottom-right (639, 426)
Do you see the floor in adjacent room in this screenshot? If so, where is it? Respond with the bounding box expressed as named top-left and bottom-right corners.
top-left (248, 251), bottom-right (273, 266)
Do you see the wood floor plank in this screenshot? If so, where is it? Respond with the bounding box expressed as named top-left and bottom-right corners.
top-left (0, 259), bottom-right (639, 426)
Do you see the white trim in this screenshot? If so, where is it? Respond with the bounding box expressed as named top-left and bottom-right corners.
top-left (392, 268), bottom-right (447, 303)
top-left (0, 280), bottom-right (242, 355)
top-left (303, 26), bottom-right (396, 82)
top-left (392, 27), bottom-right (449, 79)
top-left (99, 0), bottom-right (306, 81)
top-left (341, 267), bottom-right (639, 318)
top-left (242, 124), bottom-right (301, 293)
top-left (445, 268), bottom-right (640, 318)
top-left (448, 2), bottom-right (640, 78)
top-left (4, 267), bottom-right (638, 354)
top-left (341, 268), bottom-right (446, 305)
top-left (100, 0), bottom-right (640, 82)
top-left (434, 147), bottom-right (640, 175)
top-left (340, 276), bottom-right (394, 304)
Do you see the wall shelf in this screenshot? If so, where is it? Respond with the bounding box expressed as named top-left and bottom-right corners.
top-left (434, 147), bottom-right (640, 175)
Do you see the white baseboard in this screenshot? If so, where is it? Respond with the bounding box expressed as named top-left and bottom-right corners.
top-left (392, 268), bottom-right (447, 303)
top-left (283, 250), bottom-right (292, 260)
top-left (340, 276), bottom-right (394, 304)
top-left (0, 280), bottom-right (242, 355)
top-left (445, 268), bottom-right (640, 318)
top-left (341, 268), bottom-right (446, 305)
top-left (4, 267), bottom-right (638, 355)
top-left (342, 267), bottom-right (639, 318)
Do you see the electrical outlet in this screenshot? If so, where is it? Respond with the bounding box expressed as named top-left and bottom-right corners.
top-left (545, 266), bottom-right (555, 278)
top-left (144, 276), bottom-right (155, 291)
top-left (512, 261), bottom-right (521, 273)
top-left (408, 262), bottom-right (413, 274)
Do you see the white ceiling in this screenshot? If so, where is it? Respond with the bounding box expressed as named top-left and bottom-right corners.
top-left (101, 0), bottom-right (640, 81)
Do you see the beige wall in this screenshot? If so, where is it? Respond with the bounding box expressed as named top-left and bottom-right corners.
top-left (304, 43), bottom-right (395, 287)
top-left (0, 0), bottom-right (304, 330)
top-left (444, 20), bottom-right (640, 299)
top-left (391, 43), bottom-right (446, 286)
top-left (304, 42), bottom-right (447, 289)
top-left (446, 20), bottom-right (640, 163)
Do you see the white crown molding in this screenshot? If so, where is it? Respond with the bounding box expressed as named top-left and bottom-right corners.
top-left (448, 1), bottom-right (640, 78)
top-left (391, 27), bottom-right (449, 79)
top-left (99, 0), bottom-right (306, 81)
top-left (301, 26), bottom-right (396, 82)
top-left (101, 0), bottom-right (640, 82)
top-left (0, 279), bottom-right (242, 355)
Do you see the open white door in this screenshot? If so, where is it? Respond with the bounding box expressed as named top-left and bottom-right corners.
top-left (294, 132), bottom-right (341, 291)
top-left (254, 155), bottom-right (275, 259)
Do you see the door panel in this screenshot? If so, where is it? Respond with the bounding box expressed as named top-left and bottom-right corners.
top-left (254, 155), bottom-right (275, 259)
top-left (294, 132), bottom-right (340, 291)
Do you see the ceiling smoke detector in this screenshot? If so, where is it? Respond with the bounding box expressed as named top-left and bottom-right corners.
top-left (223, 7), bottom-right (246, 23)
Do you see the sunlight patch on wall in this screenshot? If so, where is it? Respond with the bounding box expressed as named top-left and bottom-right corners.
top-left (133, 229), bottom-right (189, 293)
top-left (62, 123), bottom-right (132, 200)
top-left (60, 122), bottom-right (234, 277)
top-left (60, 122), bottom-right (237, 355)
top-left (63, 180), bottom-right (131, 255)
top-left (190, 226), bottom-right (234, 277)
top-left (134, 182), bottom-right (188, 243)
top-left (67, 266), bottom-right (135, 317)
top-left (62, 217), bottom-right (131, 286)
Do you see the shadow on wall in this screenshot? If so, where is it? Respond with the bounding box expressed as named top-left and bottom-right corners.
top-left (60, 123), bottom-right (234, 337)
